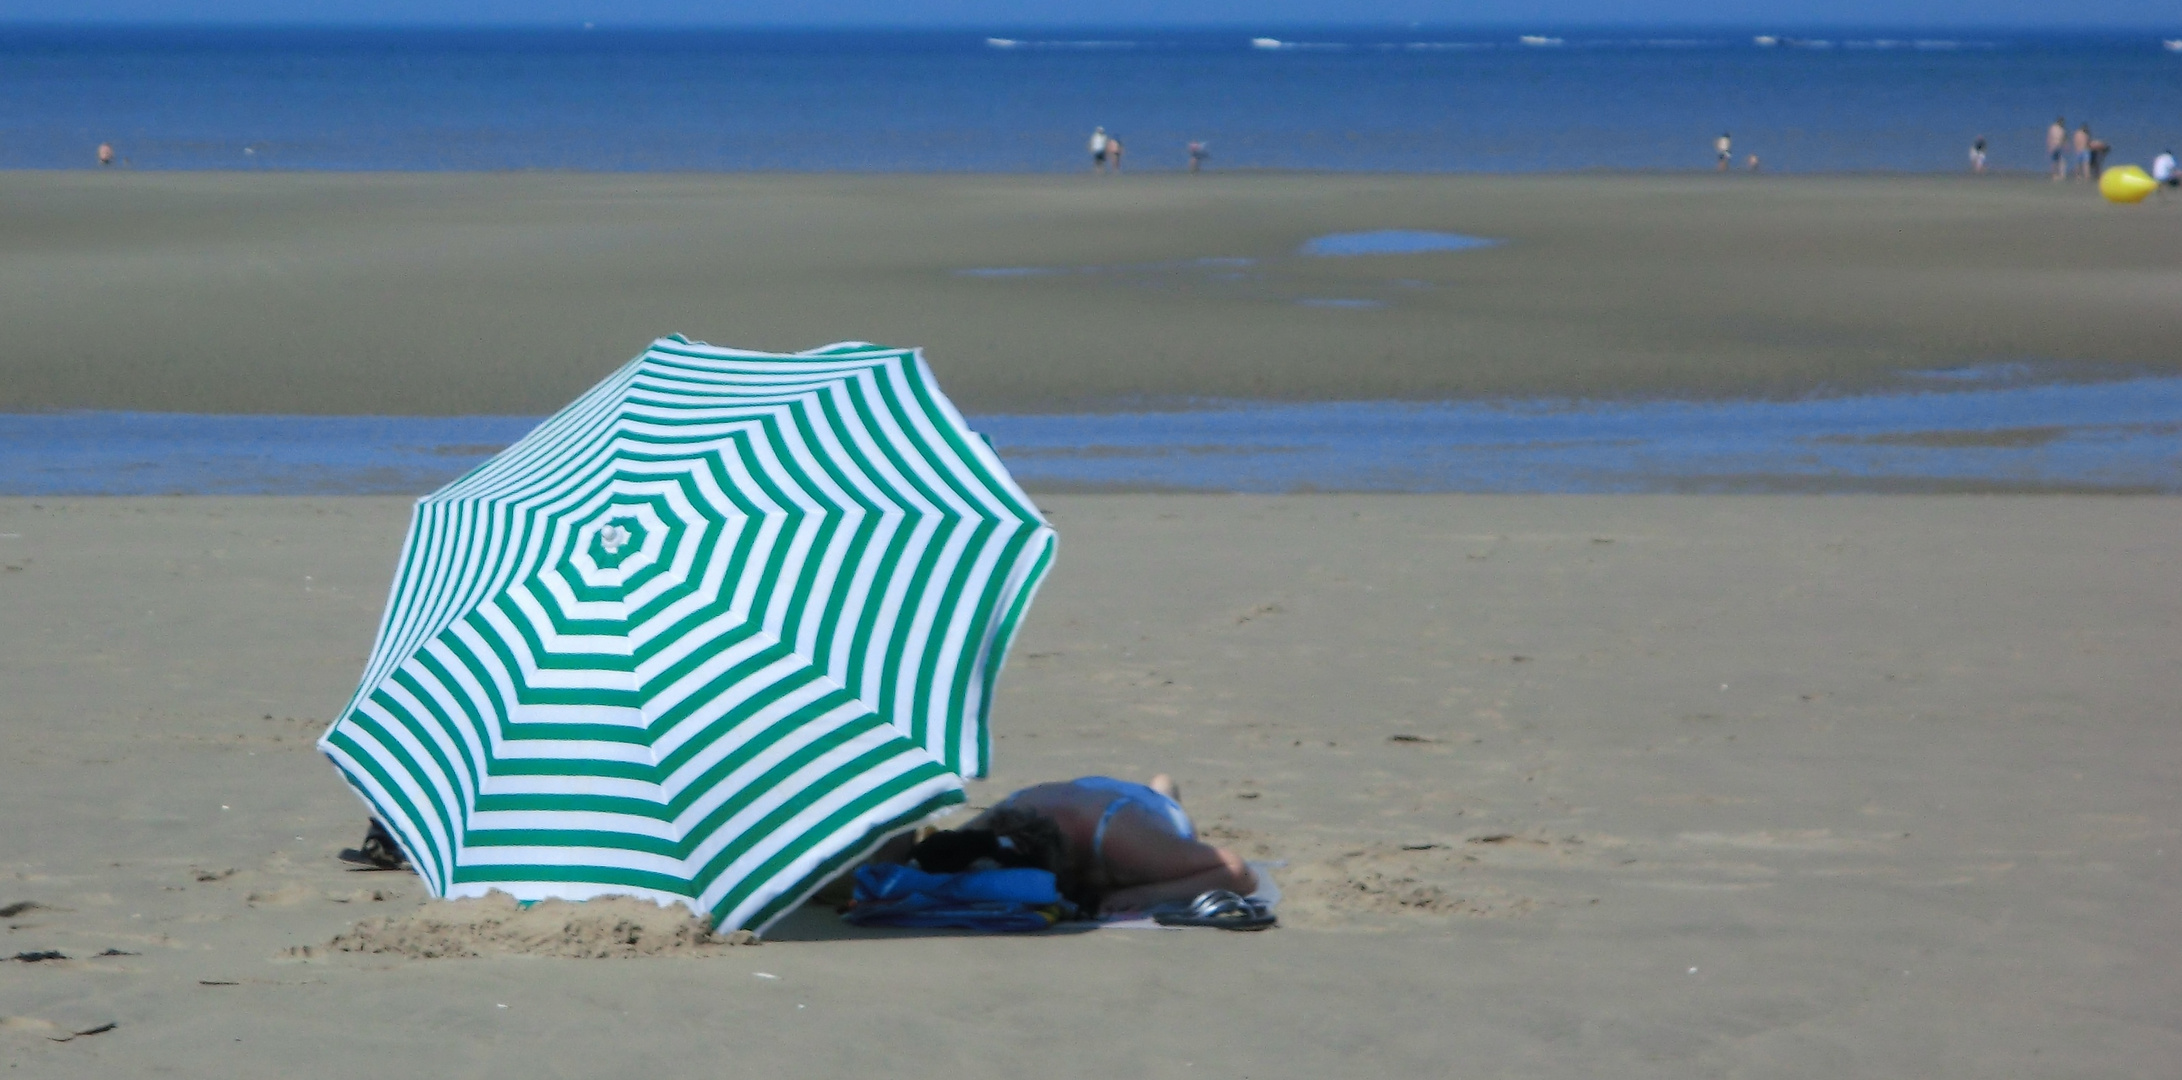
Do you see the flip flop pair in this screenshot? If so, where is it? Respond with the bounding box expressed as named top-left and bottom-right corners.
top-left (1153, 889), bottom-right (1277, 931)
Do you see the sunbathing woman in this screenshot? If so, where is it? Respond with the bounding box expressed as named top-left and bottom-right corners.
top-left (908, 774), bottom-right (1256, 916)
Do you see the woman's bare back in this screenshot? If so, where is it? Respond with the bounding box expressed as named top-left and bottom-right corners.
top-left (971, 777), bottom-right (1254, 913)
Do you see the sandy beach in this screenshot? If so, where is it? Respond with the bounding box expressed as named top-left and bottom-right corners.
top-left (4, 172), bottom-right (2180, 416)
top-left (3, 171), bottom-right (2179, 1075)
top-left (2, 494), bottom-right (2177, 1076)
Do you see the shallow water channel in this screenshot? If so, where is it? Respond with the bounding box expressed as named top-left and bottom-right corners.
top-left (5, 369), bottom-right (2176, 495)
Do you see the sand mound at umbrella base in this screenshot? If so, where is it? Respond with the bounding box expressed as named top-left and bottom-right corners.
top-left (306, 894), bottom-right (758, 959)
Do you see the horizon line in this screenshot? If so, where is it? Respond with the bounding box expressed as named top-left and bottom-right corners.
top-left (2, 19), bottom-right (2178, 33)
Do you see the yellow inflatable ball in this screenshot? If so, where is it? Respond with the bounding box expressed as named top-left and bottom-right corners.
top-left (2099, 165), bottom-right (2158, 204)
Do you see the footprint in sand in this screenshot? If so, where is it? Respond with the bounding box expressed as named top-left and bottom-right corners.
top-left (244, 883), bottom-right (321, 907)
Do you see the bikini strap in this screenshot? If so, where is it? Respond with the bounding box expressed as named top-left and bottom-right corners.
top-left (1091, 799), bottom-right (1128, 867)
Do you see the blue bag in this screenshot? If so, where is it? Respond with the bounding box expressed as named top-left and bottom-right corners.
top-left (841, 864), bottom-right (1066, 931)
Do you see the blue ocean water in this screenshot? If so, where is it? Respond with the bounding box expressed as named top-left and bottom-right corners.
top-left (2, 26), bottom-right (2178, 173)
top-left (7, 371), bottom-right (2177, 495)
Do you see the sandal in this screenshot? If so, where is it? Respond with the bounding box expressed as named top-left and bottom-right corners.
top-left (338, 819), bottom-right (414, 872)
top-left (1153, 889), bottom-right (1277, 931)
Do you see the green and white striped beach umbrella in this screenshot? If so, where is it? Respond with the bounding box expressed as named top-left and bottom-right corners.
top-left (319, 337), bottom-right (1055, 932)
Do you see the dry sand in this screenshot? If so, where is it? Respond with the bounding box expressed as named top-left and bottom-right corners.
top-left (4, 171), bottom-right (2177, 1074)
top-left (2, 494), bottom-right (2176, 1077)
top-left (4, 172), bottom-right (2181, 415)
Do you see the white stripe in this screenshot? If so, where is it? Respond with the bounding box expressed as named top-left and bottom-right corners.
top-left (689, 730), bottom-right (933, 905)
top-left (739, 771), bottom-right (965, 935)
top-left (368, 677), bottom-right (481, 814)
top-left (459, 699), bottom-right (893, 876)
top-left (712, 762), bottom-right (965, 930)
top-left (323, 731), bottom-right (454, 892)
top-left (332, 335), bottom-right (1053, 928)
top-left (390, 650), bottom-right (498, 797)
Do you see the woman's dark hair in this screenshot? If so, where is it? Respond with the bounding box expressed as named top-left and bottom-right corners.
top-left (907, 806), bottom-right (1089, 912)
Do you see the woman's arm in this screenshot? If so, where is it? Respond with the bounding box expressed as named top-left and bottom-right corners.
top-left (1099, 850), bottom-right (1257, 914)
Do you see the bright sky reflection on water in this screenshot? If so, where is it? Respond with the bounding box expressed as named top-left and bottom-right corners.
top-left (1297, 231), bottom-right (1502, 256)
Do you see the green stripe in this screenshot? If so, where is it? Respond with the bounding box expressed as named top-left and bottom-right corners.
top-left (373, 680), bottom-right (480, 813)
top-left (720, 761), bottom-right (961, 925)
top-left (686, 738), bottom-right (921, 895)
top-left (454, 862), bottom-right (699, 898)
top-left (471, 690), bottom-right (878, 823)
top-left (323, 732), bottom-right (452, 893)
top-left (921, 516), bottom-right (1002, 771)
top-left (940, 524), bottom-right (1033, 772)
top-left (329, 338), bottom-right (1054, 919)
top-left (740, 784), bottom-right (965, 931)
top-left (333, 711), bottom-right (463, 884)
top-left (438, 626), bottom-right (652, 753)
top-left (973, 531), bottom-right (1055, 776)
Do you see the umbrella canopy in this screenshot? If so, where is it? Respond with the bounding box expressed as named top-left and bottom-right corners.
top-left (319, 337), bottom-right (1055, 932)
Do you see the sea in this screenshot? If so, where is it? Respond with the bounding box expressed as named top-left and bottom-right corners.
top-left (4, 25), bottom-right (2181, 493)
top-left (2, 25), bottom-right (2180, 174)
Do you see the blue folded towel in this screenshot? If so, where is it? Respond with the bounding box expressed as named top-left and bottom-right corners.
top-left (841, 864), bottom-right (1065, 931)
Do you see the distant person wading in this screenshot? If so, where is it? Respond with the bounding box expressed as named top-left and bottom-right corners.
top-left (1089, 126), bottom-right (1109, 174)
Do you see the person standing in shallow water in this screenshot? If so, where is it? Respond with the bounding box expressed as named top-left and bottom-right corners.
top-left (1715, 132), bottom-right (1732, 171)
top-left (1107, 135), bottom-right (1124, 173)
top-left (1969, 137), bottom-right (1987, 173)
top-left (1187, 140), bottom-right (1207, 173)
top-left (97, 142), bottom-right (114, 167)
top-left (2072, 123), bottom-right (2092, 181)
top-left (2048, 117), bottom-right (2067, 181)
top-left (1089, 126), bottom-right (1108, 174)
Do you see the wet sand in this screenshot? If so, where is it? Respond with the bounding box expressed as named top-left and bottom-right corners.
top-left (3, 171), bottom-right (2180, 416)
top-left (2, 495), bottom-right (2176, 1077)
